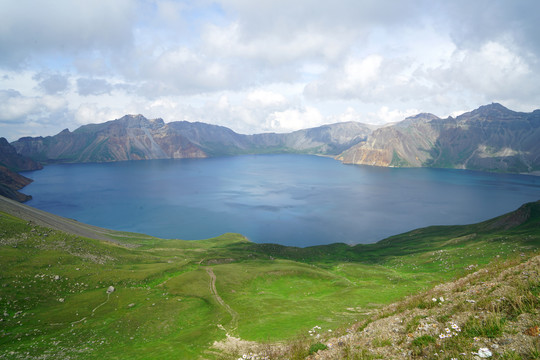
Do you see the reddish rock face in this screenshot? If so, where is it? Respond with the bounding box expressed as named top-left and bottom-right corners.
top-left (337, 104), bottom-right (540, 173)
top-left (10, 115), bottom-right (373, 163)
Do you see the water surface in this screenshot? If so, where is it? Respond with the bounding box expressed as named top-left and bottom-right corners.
top-left (24, 154), bottom-right (540, 246)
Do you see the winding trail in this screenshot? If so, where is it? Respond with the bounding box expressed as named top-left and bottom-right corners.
top-left (49, 292), bottom-right (111, 327)
top-left (206, 267), bottom-right (238, 333)
top-left (91, 293), bottom-right (111, 315)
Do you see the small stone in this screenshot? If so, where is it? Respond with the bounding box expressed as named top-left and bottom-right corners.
top-left (58, 298), bottom-right (64, 303)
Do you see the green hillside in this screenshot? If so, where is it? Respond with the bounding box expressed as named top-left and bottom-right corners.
top-left (0, 197), bottom-right (539, 359)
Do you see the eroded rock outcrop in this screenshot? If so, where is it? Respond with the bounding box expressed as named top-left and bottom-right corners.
top-left (338, 104), bottom-right (540, 173)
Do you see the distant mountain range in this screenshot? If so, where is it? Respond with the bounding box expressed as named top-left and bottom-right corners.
top-left (338, 103), bottom-right (540, 173)
top-left (3, 103), bottom-right (540, 202)
top-left (11, 116), bottom-right (372, 163)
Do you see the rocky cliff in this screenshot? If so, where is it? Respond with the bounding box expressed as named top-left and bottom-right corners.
top-left (11, 116), bottom-right (373, 163)
top-left (0, 166), bottom-right (34, 202)
top-left (338, 103), bottom-right (540, 173)
top-left (0, 137), bottom-right (42, 202)
top-left (12, 115), bottom-right (206, 163)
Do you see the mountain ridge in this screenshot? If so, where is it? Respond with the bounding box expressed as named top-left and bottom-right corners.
top-left (11, 117), bottom-right (373, 163)
top-left (338, 103), bottom-right (540, 173)
top-left (8, 103), bottom-right (540, 175)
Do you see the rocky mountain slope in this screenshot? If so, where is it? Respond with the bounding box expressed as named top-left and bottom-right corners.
top-left (338, 103), bottom-right (540, 173)
top-left (11, 116), bottom-right (372, 163)
top-left (10, 103), bottom-right (540, 174)
top-left (303, 253), bottom-right (540, 360)
top-left (0, 138), bottom-right (43, 202)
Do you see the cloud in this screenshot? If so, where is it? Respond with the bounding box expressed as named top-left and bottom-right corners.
top-left (217, 0), bottom-right (424, 39)
top-left (0, 89), bottom-right (73, 141)
top-left (0, 89), bottom-right (65, 123)
top-left (451, 42), bottom-right (535, 99)
top-left (246, 89), bottom-right (287, 107)
top-left (440, 0), bottom-right (540, 53)
top-left (74, 104), bottom-right (125, 126)
top-left (133, 47), bottom-right (236, 96)
top-left (0, 0), bottom-right (135, 68)
top-left (304, 54), bottom-right (427, 103)
top-left (33, 72), bottom-right (70, 94)
top-left (202, 22), bottom-right (351, 66)
top-left (77, 78), bottom-right (114, 96)
top-left (267, 107), bottom-right (324, 132)
top-left (365, 106), bottom-right (421, 125)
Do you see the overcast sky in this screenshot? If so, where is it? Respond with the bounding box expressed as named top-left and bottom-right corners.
top-left (1, 0), bottom-right (540, 141)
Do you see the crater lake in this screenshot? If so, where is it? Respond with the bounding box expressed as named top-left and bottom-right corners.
top-left (23, 154), bottom-right (540, 247)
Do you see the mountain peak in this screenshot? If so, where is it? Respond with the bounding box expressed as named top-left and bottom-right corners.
top-left (460, 103), bottom-right (515, 120)
top-left (112, 114), bottom-right (165, 130)
top-left (396, 113), bottom-right (439, 128)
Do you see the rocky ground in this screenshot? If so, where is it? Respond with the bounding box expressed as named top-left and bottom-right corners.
top-left (222, 254), bottom-right (540, 360)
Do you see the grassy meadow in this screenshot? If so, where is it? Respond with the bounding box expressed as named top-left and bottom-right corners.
top-left (0, 200), bottom-right (539, 359)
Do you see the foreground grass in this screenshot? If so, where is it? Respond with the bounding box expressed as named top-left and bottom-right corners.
top-left (0, 200), bottom-right (539, 359)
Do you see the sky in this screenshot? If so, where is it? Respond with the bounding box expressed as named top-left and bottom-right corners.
top-left (1, 0), bottom-right (540, 141)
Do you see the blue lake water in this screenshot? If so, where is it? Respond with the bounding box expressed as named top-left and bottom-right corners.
top-left (23, 154), bottom-right (540, 247)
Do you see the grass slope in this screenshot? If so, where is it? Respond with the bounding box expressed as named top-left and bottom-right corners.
top-left (0, 197), bottom-right (539, 359)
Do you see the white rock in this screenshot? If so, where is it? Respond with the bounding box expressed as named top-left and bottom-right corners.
top-left (477, 348), bottom-right (492, 358)
top-left (106, 286), bottom-right (115, 294)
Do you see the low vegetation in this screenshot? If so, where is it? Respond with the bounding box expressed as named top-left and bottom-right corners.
top-left (0, 199), bottom-right (539, 359)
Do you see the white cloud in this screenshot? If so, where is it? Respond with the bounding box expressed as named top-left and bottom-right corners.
top-left (365, 106), bottom-right (421, 125)
top-left (340, 55), bottom-right (383, 91)
top-left (203, 22), bottom-right (350, 66)
top-left (246, 90), bottom-right (287, 107)
top-left (267, 107), bottom-right (324, 132)
top-left (452, 42), bottom-right (534, 98)
top-left (0, 90), bottom-right (66, 123)
top-left (134, 46), bottom-right (235, 95)
top-left (74, 104), bottom-right (125, 126)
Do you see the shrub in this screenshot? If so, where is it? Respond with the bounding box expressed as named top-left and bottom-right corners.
top-left (411, 335), bottom-right (436, 356)
top-left (462, 314), bottom-right (506, 338)
top-left (411, 335), bottom-right (436, 347)
top-left (308, 342), bottom-right (328, 355)
top-left (528, 338), bottom-right (540, 360)
top-left (372, 337), bottom-right (392, 347)
top-left (405, 315), bottom-right (426, 333)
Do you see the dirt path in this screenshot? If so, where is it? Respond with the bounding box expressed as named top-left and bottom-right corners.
top-left (206, 267), bottom-right (238, 333)
top-left (50, 292), bottom-right (111, 327)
